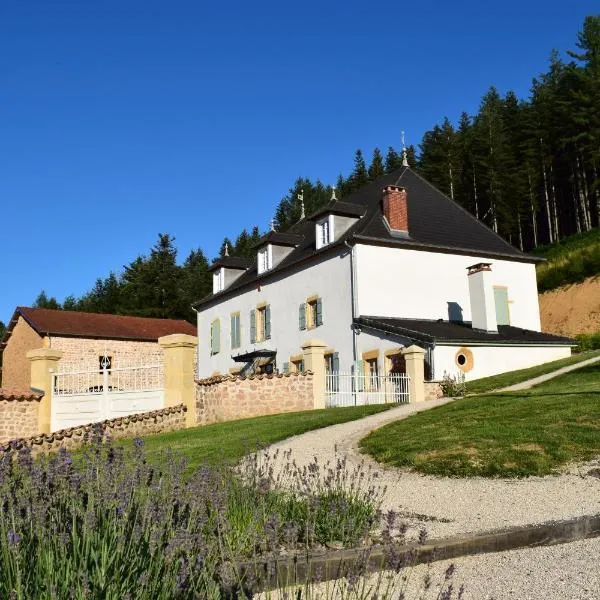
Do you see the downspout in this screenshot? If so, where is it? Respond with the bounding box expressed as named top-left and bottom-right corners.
top-left (344, 241), bottom-right (358, 364)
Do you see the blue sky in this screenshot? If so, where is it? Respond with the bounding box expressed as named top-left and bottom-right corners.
top-left (1, 1), bottom-right (597, 324)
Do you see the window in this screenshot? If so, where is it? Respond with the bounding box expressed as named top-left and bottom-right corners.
top-left (316, 218), bottom-right (331, 249)
top-left (325, 352), bottom-right (340, 391)
top-left (290, 355), bottom-right (305, 373)
top-left (99, 355), bottom-right (112, 372)
top-left (366, 357), bottom-right (379, 390)
top-left (493, 287), bottom-right (510, 326)
top-left (230, 313), bottom-right (241, 349)
top-left (455, 347), bottom-right (474, 372)
top-left (299, 297), bottom-right (323, 330)
top-left (359, 350), bottom-right (379, 391)
top-left (250, 304), bottom-right (271, 342)
top-left (213, 269), bottom-right (224, 293)
top-left (210, 319), bottom-right (220, 355)
top-left (257, 247), bottom-right (271, 274)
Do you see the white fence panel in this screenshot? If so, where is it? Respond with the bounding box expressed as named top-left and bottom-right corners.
top-left (325, 371), bottom-right (410, 407)
top-left (51, 361), bottom-right (164, 432)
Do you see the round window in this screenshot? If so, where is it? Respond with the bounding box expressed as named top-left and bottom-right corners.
top-left (454, 348), bottom-right (474, 372)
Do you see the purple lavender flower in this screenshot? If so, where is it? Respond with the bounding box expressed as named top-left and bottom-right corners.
top-left (7, 530), bottom-right (20, 546)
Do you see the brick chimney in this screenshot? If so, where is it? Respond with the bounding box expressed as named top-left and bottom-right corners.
top-left (382, 185), bottom-right (408, 233)
top-left (467, 263), bottom-right (498, 333)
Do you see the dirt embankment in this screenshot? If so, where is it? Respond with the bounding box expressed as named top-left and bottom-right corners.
top-left (539, 276), bottom-right (600, 336)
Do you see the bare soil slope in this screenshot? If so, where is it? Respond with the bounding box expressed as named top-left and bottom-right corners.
top-left (539, 276), bottom-right (600, 335)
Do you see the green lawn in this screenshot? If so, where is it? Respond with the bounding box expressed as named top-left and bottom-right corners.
top-left (465, 350), bottom-right (600, 394)
top-left (131, 404), bottom-right (393, 471)
top-left (360, 363), bottom-right (600, 478)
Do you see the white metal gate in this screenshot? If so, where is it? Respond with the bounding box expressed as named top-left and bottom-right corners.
top-left (51, 361), bottom-right (164, 432)
top-left (325, 371), bottom-right (410, 407)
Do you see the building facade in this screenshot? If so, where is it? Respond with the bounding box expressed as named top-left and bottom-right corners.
top-left (195, 167), bottom-right (573, 382)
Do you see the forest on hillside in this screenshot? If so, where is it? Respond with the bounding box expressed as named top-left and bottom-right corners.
top-left (21, 15), bottom-right (600, 325)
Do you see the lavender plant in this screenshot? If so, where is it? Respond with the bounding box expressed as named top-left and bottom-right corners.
top-left (0, 434), bottom-right (383, 599)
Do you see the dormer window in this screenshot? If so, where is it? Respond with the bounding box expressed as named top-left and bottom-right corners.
top-left (316, 216), bottom-right (333, 249)
top-left (257, 246), bottom-right (272, 274)
top-left (213, 268), bottom-right (224, 293)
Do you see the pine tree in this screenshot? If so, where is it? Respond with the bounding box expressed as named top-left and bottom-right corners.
top-left (368, 148), bottom-right (385, 179)
top-left (347, 149), bottom-right (368, 193)
top-left (384, 146), bottom-right (402, 172)
top-left (33, 291), bottom-right (61, 309)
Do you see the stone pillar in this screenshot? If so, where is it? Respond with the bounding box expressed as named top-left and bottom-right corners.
top-left (403, 345), bottom-right (426, 403)
top-left (27, 348), bottom-right (63, 434)
top-left (302, 339), bottom-right (327, 409)
top-left (158, 334), bottom-right (198, 428)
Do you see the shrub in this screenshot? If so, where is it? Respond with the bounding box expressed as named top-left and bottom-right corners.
top-left (575, 332), bottom-right (600, 352)
top-left (0, 433), bottom-right (384, 599)
top-left (440, 371), bottom-right (467, 397)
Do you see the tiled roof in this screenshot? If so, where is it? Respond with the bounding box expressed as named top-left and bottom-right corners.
top-left (1, 307), bottom-right (196, 348)
top-left (195, 167), bottom-right (541, 309)
top-left (253, 231), bottom-right (304, 248)
top-left (208, 256), bottom-right (253, 272)
top-left (0, 388), bottom-right (43, 401)
top-left (356, 316), bottom-right (575, 346)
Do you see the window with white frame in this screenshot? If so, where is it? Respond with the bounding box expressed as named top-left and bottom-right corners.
top-left (213, 269), bottom-right (224, 293)
top-left (316, 217), bottom-right (332, 249)
top-left (257, 246), bottom-right (271, 274)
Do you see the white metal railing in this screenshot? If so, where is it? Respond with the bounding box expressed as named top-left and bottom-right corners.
top-left (53, 361), bottom-right (164, 396)
top-left (325, 371), bottom-right (410, 407)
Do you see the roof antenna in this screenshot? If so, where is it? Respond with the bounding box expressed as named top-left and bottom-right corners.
top-left (297, 189), bottom-right (305, 219)
top-left (224, 242), bottom-right (229, 257)
top-left (331, 185), bottom-right (337, 201)
top-left (401, 130), bottom-right (409, 167)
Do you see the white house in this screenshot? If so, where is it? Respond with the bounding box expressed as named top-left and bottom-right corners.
top-left (194, 166), bottom-right (573, 385)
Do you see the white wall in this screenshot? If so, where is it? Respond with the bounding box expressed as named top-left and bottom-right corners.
top-left (434, 344), bottom-right (571, 381)
top-left (355, 245), bottom-right (542, 331)
top-left (196, 250), bottom-right (354, 377)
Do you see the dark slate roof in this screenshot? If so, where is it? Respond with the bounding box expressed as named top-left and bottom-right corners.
top-left (356, 316), bottom-right (575, 346)
top-left (208, 256), bottom-right (253, 272)
top-left (253, 231), bottom-right (304, 248)
top-left (195, 167), bottom-right (541, 309)
top-left (1, 307), bottom-right (196, 348)
top-left (309, 200), bottom-right (366, 220)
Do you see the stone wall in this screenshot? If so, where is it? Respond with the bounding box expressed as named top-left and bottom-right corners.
top-left (0, 389), bottom-right (42, 443)
top-left (196, 372), bottom-right (314, 424)
top-left (424, 381), bottom-right (444, 401)
top-left (0, 404), bottom-right (186, 455)
top-left (51, 336), bottom-right (163, 366)
top-left (1, 317), bottom-right (43, 389)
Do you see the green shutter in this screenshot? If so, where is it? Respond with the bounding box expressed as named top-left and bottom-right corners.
top-left (265, 305), bottom-right (271, 339)
top-left (494, 288), bottom-right (510, 326)
top-left (214, 320), bottom-right (220, 354)
top-left (250, 310), bottom-right (256, 343)
top-left (332, 352), bottom-right (340, 391)
top-left (230, 315), bottom-right (235, 348)
top-left (210, 321), bottom-right (215, 354)
top-left (355, 360), bottom-right (365, 392)
top-left (282, 362), bottom-right (289, 374)
top-left (316, 298), bottom-right (323, 326)
top-left (231, 314), bottom-right (240, 349)
top-left (299, 303), bottom-right (306, 330)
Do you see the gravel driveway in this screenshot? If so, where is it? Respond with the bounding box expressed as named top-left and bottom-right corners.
top-left (268, 399), bottom-right (600, 541)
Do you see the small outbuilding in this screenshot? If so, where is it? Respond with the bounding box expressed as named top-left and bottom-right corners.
top-left (0, 307), bottom-right (196, 389)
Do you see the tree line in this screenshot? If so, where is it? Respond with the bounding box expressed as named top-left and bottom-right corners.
top-left (27, 16), bottom-right (599, 323)
top-left (419, 15), bottom-right (600, 250)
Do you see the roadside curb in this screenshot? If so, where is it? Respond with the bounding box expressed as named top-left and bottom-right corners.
top-left (241, 513), bottom-right (600, 592)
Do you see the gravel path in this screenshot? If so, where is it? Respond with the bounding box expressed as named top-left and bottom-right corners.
top-left (399, 537), bottom-right (600, 600)
top-left (268, 399), bottom-right (600, 541)
top-left (498, 354), bottom-right (600, 391)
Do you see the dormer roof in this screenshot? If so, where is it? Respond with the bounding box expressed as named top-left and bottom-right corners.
top-left (308, 200), bottom-right (365, 220)
top-left (194, 166), bottom-right (542, 309)
top-left (208, 256), bottom-right (252, 272)
top-left (253, 231), bottom-right (304, 249)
